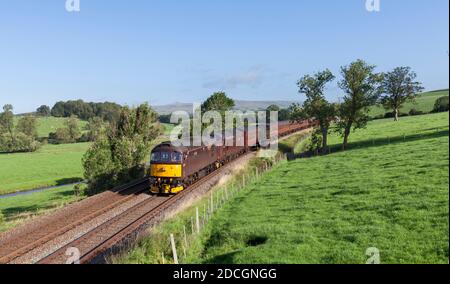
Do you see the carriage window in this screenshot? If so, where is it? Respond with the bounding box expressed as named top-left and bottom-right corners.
top-left (161, 152), bottom-right (170, 162)
top-left (151, 152), bottom-right (160, 162)
top-left (171, 152), bottom-right (183, 163)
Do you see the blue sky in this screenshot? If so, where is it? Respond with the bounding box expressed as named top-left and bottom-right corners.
top-left (0, 0), bottom-right (448, 113)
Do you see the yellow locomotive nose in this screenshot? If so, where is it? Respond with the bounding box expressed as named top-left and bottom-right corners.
top-left (150, 164), bottom-right (183, 178)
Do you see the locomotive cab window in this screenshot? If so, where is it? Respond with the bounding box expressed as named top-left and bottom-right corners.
top-left (171, 152), bottom-right (183, 163)
top-left (161, 152), bottom-right (170, 163)
top-left (151, 152), bottom-right (160, 162)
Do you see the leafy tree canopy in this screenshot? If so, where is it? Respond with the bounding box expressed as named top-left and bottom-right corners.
top-left (379, 66), bottom-right (424, 121)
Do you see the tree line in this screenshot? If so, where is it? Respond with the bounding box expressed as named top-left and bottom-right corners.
top-left (38, 100), bottom-right (123, 123)
top-left (292, 60), bottom-right (426, 153)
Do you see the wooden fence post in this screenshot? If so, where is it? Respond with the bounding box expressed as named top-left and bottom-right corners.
top-left (196, 207), bottom-right (200, 234)
top-left (170, 234), bottom-right (179, 264)
top-left (183, 225), bottom-right (188, 251)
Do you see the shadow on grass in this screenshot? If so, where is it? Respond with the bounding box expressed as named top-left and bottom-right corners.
top-left (278, 143), bottom-right (294, 154)
top-left (204, 250), bottom-right (241, 264)
top-left (2, 205), bottom-right (43, 219)
top-left (55, 177), bottom-right (84, 186)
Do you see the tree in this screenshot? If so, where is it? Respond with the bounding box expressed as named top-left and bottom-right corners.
top-left (0, 104), bottom-right (14, 137)
top-left (51, 101), bottom-right (66, 117)
top-left (288, 103), bottom-right (303, 123)
top-left (379, 67), bottom-right (424, 121)
top-left (85, 117), bottom-right (106, 142)
top-left (278, 108), bottom-right (291, 121)
top-left (433, 96), bottom-right (449, 113)
top-left (49, 116), bottom-right (81, 144)
top-left (0, 105), bottom-right (41, 153)
top-left (50, 100), bottom-right (122, 123)
top-left (265, 105), bottom-right (280, 124)
top-left (16, 116), bottom-right (38, 138)
top-left (337, 60), bottom-right (383, 150)
top-left (266, 105), bottom-right (280, 112)
top-left (297, 70), bottom-right (336, 153)
top-left (66, 115), bottom-right (81, 143)
top-left (53, 128), bottom-right (72, 144)
top-left (201, 92), bottom-right (235, 116)
top-left (36, 105), bottom-right (51, 116)
top-left (0, 132), bottom-right (40, 153)
top-left (82, 103), bottom-right (161, 194)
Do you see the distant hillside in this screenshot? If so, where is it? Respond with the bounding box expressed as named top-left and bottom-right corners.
top-left (153, 100), bottom-right (298, 115)
top-left (369, 89), bottom-right (449, 117)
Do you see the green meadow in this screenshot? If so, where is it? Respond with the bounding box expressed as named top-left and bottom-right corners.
top-left (14, 116), bottom-right (88, 138)
top-left (369, 89), bottom-right (449, 117)
top-left (192, 112), bottom-right (449, 264)
top-left (0, 143), bottom-right (90, 195)
top-left (119, 112), bottom-right (449, 264)
top-left (0, 123), bottom-right (175, 196)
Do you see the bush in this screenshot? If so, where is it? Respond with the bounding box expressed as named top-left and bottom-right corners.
top-left (432, 96), bottom-right (449, 113)
top-left (49, 128), bottom-right (73, 144)
top-left (73, 183), bottom-right (87, 197)
top-left (409, 108), bottom-right (424, 116)
top-left (0, 211), bottom-right (4, 224)
top-left (48, 116), bottom-right (81, 144)
top-left (0, 133), bottom-right (41, 153)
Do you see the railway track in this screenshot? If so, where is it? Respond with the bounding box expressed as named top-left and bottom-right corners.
top-left (0, 126), bottom-right (312, 264)
top-left (0, 153), bottom-right (251, 264)
top-left (0, 178), bottom-right (150, 264)
top-left (38, 161), bottom-right (233, 264)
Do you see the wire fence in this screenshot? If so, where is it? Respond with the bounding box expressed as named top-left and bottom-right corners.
top-left (161, 153), bottom-right (288, 264)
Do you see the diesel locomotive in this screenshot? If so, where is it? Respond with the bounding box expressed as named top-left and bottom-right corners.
top-left (149, 120), bottom-right (314, 194)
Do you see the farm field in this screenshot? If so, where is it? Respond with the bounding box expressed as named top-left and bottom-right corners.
top-left (369, 89), bottom-right (449, 117)
top-left (0, 185), bottom-right (83, 233)
top-left (0, 123), bottom-right (174, 196)
top-left (0, 143), bottom-right (90, 195)
top-left (178, 112), bottom-right (449, 264)
top-left (14, 116), bottom-right (88, 138)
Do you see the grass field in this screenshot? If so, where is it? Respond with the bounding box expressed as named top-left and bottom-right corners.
top-left (0, 185), bottom-right (84, 233)
top-left (14, 116), bottom-right (88, 138)
top-left (0, 123), bottom-right (175, 196)
top-left (0, 143), bottom-right (90, 195)
top-left (369, 89), bottom-right (449, 117)
top-left (119, 112), bottom-right (449, 264)
top-left (191, 112), bottom-right (449, 264)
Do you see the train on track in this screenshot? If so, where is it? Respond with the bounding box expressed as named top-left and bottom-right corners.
top-left (149, 120), bottom-right (315, 194)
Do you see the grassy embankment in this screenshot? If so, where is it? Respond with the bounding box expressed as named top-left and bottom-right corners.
top-left (117, 112), bottom-right (449, 264)
top-left (0, 185), bottom-right (83, 233)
